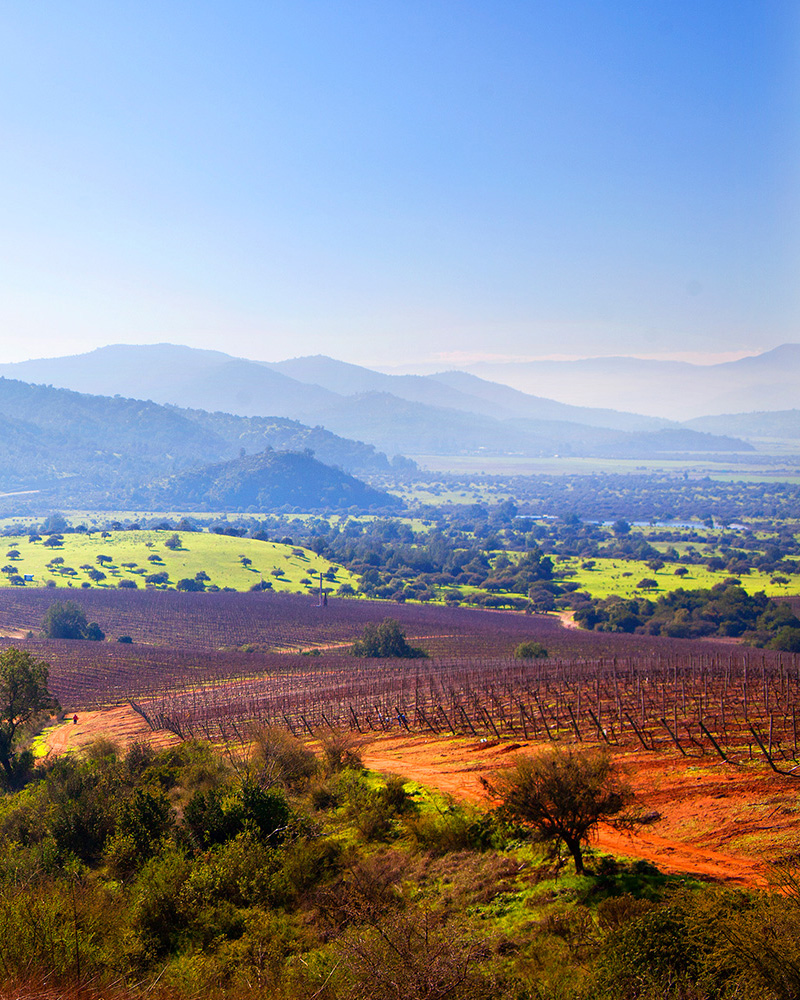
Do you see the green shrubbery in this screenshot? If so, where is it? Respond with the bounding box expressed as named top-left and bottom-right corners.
top-left (0, 734), bottom-right (796, 999)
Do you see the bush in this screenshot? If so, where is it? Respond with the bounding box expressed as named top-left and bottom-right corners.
top-left (250, 725), bottom-right (318, 789)
top-left (351, 619), bottom-right (427, 659)
top-left (514, 641), bottom-right (548, 659)
top-left (41, 600), bottom-right (104, 640)
top-left (320, 730), bottom-right (363, 774)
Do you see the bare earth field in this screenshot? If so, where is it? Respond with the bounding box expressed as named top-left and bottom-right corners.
top-left (40, 707), bottom-right (799, 891)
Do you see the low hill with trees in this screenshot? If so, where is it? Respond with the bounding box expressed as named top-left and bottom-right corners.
top-left (146, 449), bottom-right (402, 512)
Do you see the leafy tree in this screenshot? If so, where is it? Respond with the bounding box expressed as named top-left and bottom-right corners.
top-left (352, 618), bottom-right (427, 659)
top-left (42, 600), bottom-right (105, 640)
top-left (486, 747), bottom-right (637, 874)
top-left (164, 533), bottom-right (182, 550)
top-left (513, 641), bottom-right (548, 659)
top-left (0, 647), bottom-right (58, 784)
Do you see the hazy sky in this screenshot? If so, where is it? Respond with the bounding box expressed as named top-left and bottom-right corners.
top-left (1, 1), bottom-right (797, 368)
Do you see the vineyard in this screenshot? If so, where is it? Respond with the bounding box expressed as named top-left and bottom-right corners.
top-left (3, 588), bottom-right (799, 772)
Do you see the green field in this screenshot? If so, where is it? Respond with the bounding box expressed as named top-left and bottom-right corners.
top-left (552, 554), bottom-right (799, 601)
top-left (0, 530), bottom-right (359, 594)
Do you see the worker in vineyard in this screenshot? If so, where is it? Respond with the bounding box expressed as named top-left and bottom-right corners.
top-left (73, 714), bottom-right (78, 724)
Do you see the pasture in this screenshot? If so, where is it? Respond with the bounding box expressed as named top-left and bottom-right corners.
top-left (0, 529), bottom-right (358, 594)
top-left (552, 554), bottom-right (800, 600)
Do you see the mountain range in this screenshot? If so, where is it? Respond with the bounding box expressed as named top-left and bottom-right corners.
top-left (460, 344), bottom-right (800, 421)
top-left (0, 343), bottom-right (775, 460)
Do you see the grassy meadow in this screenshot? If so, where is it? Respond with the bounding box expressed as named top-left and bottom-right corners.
top-left (0, 530), bottom-right (359, 595)
top-left (551, 554), bottom-right (798, 601)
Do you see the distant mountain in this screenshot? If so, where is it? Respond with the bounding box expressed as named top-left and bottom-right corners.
top-left (428, 370), bottom-right (669, 431)
top-left (0, 342), bottom-right (765, 459)
top-left (685, 410), bottom-right (800, 441)
top-left (146, 450), bottom-right (401, 512)
top-left (0, 377), bottom-right (394, 507)
top-left (465, 344), bottom-right (800, 420)
top-left (0, 344), bottom-right (338, 420)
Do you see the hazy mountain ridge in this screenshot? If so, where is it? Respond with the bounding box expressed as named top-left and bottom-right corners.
top-left (0, 377), bottom-right (395, 504)
top-left (144, 450), bottom-right (401, 512)
top-left (0, 343), bottom-right (762, 459)
top-left (465, 344), bottom-right (800, 420)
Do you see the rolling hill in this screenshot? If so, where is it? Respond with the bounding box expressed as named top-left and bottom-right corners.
top-left (0, 343), bottom-right (758, 460)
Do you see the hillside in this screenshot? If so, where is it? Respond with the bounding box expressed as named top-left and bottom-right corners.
top-left (0, 344), bottom-right (757, 461)
top-left (145, 449), bottom-right (401, 512)
top-left (466, 344), bottom-right (800, 420)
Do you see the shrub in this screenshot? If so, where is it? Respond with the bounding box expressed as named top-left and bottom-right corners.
top-left (319, 730), bottom-right (363, 775)
top-left (514, 641), bottom-right (548, 659)
top-left (487, 747), bottom-right (638, 874)
top-left (41, 600), bottom-right (104, 640)
top-left (250, 725), bottom-right (318, 789)
top-left (351, 619), bottom-right (427, 659)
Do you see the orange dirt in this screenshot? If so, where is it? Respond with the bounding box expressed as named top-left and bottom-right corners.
top-left (361, 733), bottom-right (800, 889)
top-left (40, 709), bottom-right (800, 889)
top-left (40, 705), bottom-right (181, 758)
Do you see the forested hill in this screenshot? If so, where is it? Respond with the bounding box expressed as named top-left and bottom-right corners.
top-left (143, 449), bottom-right (401, 512)
top-left (0, 377), bottom-right (395, 501)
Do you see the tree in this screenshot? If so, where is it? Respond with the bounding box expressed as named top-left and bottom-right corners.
top-left (486, 747), bottom-right (637, 874)
top-left (41, 600), bottom-right (104, 641)
top-left (0, 648), bottom-right (58, 784)
top-left (351, 618), bottom-right (427, 659)
top-left (514, 641), bottom-right (548, 659)
top-left (164, 533), bottom-right (182, 550)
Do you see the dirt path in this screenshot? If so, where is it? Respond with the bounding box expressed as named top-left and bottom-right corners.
top-left (40, 709), bottom-right (792, 889)
top-left (361, 733), bottom-right (792, 888)
top-left (39, 705), bottom-right (181, 758)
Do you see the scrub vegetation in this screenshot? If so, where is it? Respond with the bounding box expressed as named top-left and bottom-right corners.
top-left (0, 734), bottom-right (798, 1000)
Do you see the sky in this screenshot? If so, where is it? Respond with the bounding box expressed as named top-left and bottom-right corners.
top-left (0, 1), bottom-right (798, 368)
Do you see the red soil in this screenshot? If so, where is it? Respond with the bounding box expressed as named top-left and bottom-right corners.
top-left (361, 733), bottom-right (800, 889)
top-left (41, 708), bottom-right (800, 890)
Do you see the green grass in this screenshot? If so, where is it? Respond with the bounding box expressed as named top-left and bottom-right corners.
top-left (0, 529), bottom-right (359, 594)
top-left (552, 555), bottom-right (800, 600)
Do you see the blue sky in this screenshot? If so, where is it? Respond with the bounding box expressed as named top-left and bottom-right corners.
top-left (0, 1), bottom-right (797, 367)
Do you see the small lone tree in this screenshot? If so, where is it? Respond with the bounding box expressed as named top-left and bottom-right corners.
top-left (486, 747), bottom-right (637, 874)
top-left (0, 648), bottom-right (58, 785)
top-left (514, 641), bottom-right (548, 659)
top-left (41, 600), bottom-right (105, 641)
top-left (164, 533), bottom-right (182, 550)
top-left (351, 618), bottom-right (427, 659)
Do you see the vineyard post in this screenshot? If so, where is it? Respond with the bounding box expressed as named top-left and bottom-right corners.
top-left (418, 706), bottom-right (439, 735)
top-left (482, 706), bottom-right (501, 740)
top-left (660, 717), bottom-right (686, 756)
top-left (533, 693), bottom-right (553, 740)
top-left (349, 706), bottom-right (361, 733)
top-left (457, 704), bottom-right (476, 735)
top-left (518, 702), bottom-right (529, 740)
top-left (437, 705), bottom-right (455, 735)
top-left (624, 712), bottom-right (652, 752)
top-left (567, 704), bottom-right (582, 742)
top-left (587, 708), bottom-right (609, 745)
top-left (699, 719), bottom-right (733, 764)
top-left (748, 723), bottom-right (784, 775)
